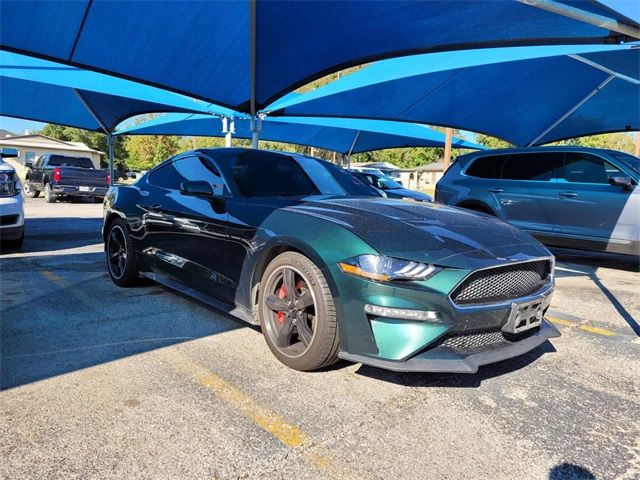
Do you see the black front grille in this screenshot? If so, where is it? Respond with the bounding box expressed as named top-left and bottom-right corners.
top-left (451, 260), bottom-right (551, 306)
top-left (433, 327), bottom-right (539, 355)
top-left (0, 214), bottom-right (19, 226)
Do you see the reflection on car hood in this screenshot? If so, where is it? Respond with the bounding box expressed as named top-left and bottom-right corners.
top-left (283, 196), bottom-right (550, 266)
top-left (385, 188), bottom-right (432, 201)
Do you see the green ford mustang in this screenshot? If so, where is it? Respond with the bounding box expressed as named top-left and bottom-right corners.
top-left (103, 148), bottom-right (559, 372)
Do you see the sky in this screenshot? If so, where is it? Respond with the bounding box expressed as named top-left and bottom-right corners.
top-left (0, 116), bottom-right (45, 135)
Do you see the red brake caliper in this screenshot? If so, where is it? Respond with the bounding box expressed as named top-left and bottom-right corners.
top-left (276, 284), bottom-right (288, 324)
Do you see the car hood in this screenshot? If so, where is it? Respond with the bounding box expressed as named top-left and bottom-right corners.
top-left (386, 188), bottom-right (432, 202)
top-left (282, 196), bottom-right (550, 268)
top-left (0, 163), bottom-right (16, 174)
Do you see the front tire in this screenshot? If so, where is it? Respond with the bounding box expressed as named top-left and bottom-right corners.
top-left (44, 183), bottom-right (56, 203)
top-left (105, 218), bottom-right (140, 287)
top-left (23, 181), bottom-right (40, 198)
top-left (258, 252), bottom-right (339, 371)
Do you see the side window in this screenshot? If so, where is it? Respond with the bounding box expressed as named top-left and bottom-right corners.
top-left (173, 156), bottom-right (227, 195)
top-left (563, 153), bottom-right (619, 184)
top-left (464, 155), bottom-right (508, 179)
top-left (147, 163), bottom-right (182, 190)
top-left (501, 153), bottom-right (559, 181)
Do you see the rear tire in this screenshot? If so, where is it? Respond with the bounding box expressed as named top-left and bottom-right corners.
top-left (94, 196), bottom-right (104, 203)
top-left (105, 218), bottom-right (140, 287)
top-left (44, 183), bottom-right (56, 203)
top-left (258, 252), bottom-right (339, 371)
top-left (1, 230), bottom-right (24, 251)
top-left (23, 181), bottom-right (40, 198)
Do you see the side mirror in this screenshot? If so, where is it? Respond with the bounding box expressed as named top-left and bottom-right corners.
top-left (609, 176), bottom-right (634, 191)
top-left (25, 161), bottom-right (34, 168)
top-left (0, 148), bottom-right (18, 158)
top-left (180, 180), bottom-right (214, 197)
top-left (376, 179), bottom-right (387, 190)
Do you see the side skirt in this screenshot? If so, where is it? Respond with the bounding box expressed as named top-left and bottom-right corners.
top-left (139, 271), bottom-right (258, 325)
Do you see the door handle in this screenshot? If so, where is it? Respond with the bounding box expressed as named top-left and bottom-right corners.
top-left (559, 191), bottom-right (578, 198)
top-left (488, 188), bottom-right (504, 193)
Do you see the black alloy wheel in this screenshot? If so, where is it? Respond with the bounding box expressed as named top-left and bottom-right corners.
top-left (259, 252), bottom-right (339, 371)
top-left (105, 218), bottom-right (140, 287)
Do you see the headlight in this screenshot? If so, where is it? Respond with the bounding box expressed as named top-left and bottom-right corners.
top-left (338, 254), bottom-right (439, 282)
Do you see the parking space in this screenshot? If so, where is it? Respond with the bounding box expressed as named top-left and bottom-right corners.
top-left (1, 197), bottom-right (639, 479)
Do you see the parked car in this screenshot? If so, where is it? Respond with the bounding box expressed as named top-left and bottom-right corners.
top-left (23, 154), bottom-right (109, 203)
top-left (352, 166), bottom-right (403, 185)
top-left (0, 148), bottom-right (24, 249)
top-left (436, 146), bottom-right (640, 256)
top-left (103, 148), bottom-right (558, 372)
top-left (351, 169), bottom-right (432, 202)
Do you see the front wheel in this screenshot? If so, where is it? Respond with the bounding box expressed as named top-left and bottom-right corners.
top-left (105, 218), bottom-right (140, 287)
top-left (258, 252), bottom-right (339, 371)
top-left (43, 183), bottom-right (56, 203)
top-left (23, 181), bottom-right (40, 198)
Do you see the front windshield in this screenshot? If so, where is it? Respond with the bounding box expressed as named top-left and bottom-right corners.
top-left (231, 153), bottom-right (381, 198)
top-left (377, 175), bottom-right (403, 189)
top-left (609, 152), bottom-right (640, 176)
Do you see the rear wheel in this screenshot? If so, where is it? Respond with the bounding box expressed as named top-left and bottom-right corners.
top-left (105, 218), bottom-right (140, 287)
top-left (258, 252), bottom-right (339, 371)
top-left (44, 183), bottom-right (56, 203)
top-left (23, 181), bottom-right (40, 198)
top-left (94, 196), bottom-right (104, 203)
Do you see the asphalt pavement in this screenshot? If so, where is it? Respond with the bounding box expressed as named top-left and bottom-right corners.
top-left (1, 197), bottom-right (639, 479)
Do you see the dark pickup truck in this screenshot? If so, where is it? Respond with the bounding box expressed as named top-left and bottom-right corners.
top-left (23, 154), bottom-right (109, 203)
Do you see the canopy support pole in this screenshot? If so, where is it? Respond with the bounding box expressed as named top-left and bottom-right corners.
top-left (443, 128), bottom-right (453, 171)
top-left (73, 88), bottom-right (114, 184)
top-left (517, 0), bottom-right (640, 39)
top-left (250, 115), bottom-right (262, 149)
top-left (568, 55), bottom-right (640, 85)
top-left (107, 134), bottom-right (115, 187)
top-left (346, 130), bottom-right (361, 170)
top-left (222, 116), bottom-right (235, 148)
top-left (527, 75), bottom-right (615, 146)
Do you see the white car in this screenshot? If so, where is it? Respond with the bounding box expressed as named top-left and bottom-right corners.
top-left (0, 149), bottom-right (25, 249)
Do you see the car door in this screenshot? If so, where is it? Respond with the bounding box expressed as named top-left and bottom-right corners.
top-left (141, 156), bottom-right (230, 300)
top-left (554, 152), bottom-right (636, 245)
top-left (30, 156), bottom-right (45, 188)
top-left (491, 152), bottom-right (561, 234)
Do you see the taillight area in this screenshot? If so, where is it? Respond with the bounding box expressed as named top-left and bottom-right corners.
top-left (106, 171), bottom-right (111, 185)
top-left (53, 167), bottom-right (61, 182)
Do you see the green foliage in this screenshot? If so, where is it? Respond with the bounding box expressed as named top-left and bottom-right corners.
top-left (125, 134), bottom-right (182, 171)
top-left (475, 134), bottom-right (513, 150)
top-left (39, 124), bottom-right (129, 168)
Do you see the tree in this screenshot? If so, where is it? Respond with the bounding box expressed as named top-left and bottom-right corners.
top-left (125, 134), bottom-right (181, 171)
top-left (550, 133), bottom-right (635, 154)
top-left (475, 134), bottom-right (513, 150)
top-left (39, 124), bottom-right (129, 169)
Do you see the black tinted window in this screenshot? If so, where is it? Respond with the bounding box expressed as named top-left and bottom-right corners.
top-left (465, 155), bottom-right (508, 179)
top-left (501, 153), bottom-right (559, 181)
top-left (563, 153), bottom-right (619, 184)
top-left (76, 158), bottom-right (94, 169)
top-left (148, 163), bottom-right (180, 189)
top-left (233, 154), bottom-right (319, 197)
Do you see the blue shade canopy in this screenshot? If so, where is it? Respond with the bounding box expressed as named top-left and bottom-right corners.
top-left (117, 113), bottom-right (483, 154)
top-left (0, 51), bottom-right (234, 132)
top-left (1, 1), bottom-right (638, 111)
top-left (267, 45), bottom-right (640, 146)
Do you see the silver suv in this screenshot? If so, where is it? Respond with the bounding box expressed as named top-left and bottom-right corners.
top-left (436, 147), bottom-right (639, 256)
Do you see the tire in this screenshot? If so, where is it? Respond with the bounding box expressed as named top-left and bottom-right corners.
top-left (1, 230), bottom-right (24, 251)
top-left (105, 218), bottom-right (140, 287)
top-left (44, 183), bottom-right (56, 203)
top-left (23, 181), bottom-right (40, 198)
top-left (94, 196), bottom-right (104, 203)
top-left (258, 252), bottom-right (339, 371)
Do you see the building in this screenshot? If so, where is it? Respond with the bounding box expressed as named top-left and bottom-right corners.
top-left (0, 134), bottom-right (104, 170)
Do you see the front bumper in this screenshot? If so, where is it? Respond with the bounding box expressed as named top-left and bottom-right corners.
top-left (340, 319), bottom-right (560, 373)
top-left (0, 195), bottom-right (25, 240)
top-left (52, 185), bottom-right (108, 197)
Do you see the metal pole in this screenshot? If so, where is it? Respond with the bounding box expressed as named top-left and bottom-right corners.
top-left (527, 75), bottom-right (615, 146)
top-left (517, 0), bottom-right (640, 39)
top-left (346, 130), bottom-right (361, 170)
top-left (443, 127), bottom-right (453, 171)
top-left (107, 134), bottom-right (115, 186)
top-left (222, 117), bottom-right (235, 148)
top-left (250, 115), bottom-right (262, 149)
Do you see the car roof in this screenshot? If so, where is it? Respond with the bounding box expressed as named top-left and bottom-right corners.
top-left (455, 145), bottom-right (635, 163)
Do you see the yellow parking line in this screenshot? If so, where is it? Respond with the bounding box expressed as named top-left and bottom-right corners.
top-left (161, 348), bottom-right (357, 479)
top-left (39, 269), bottom-right (100, 311)
top-left (578, 325), bottom-right (616, 336)
top-left (41, 270), bottom-right (65, 284)
top-left (547, 316), bottom-right (616, 337)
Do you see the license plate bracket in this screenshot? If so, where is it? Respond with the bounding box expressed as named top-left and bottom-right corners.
top-left (502, 294), bottom-right (551, 334)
